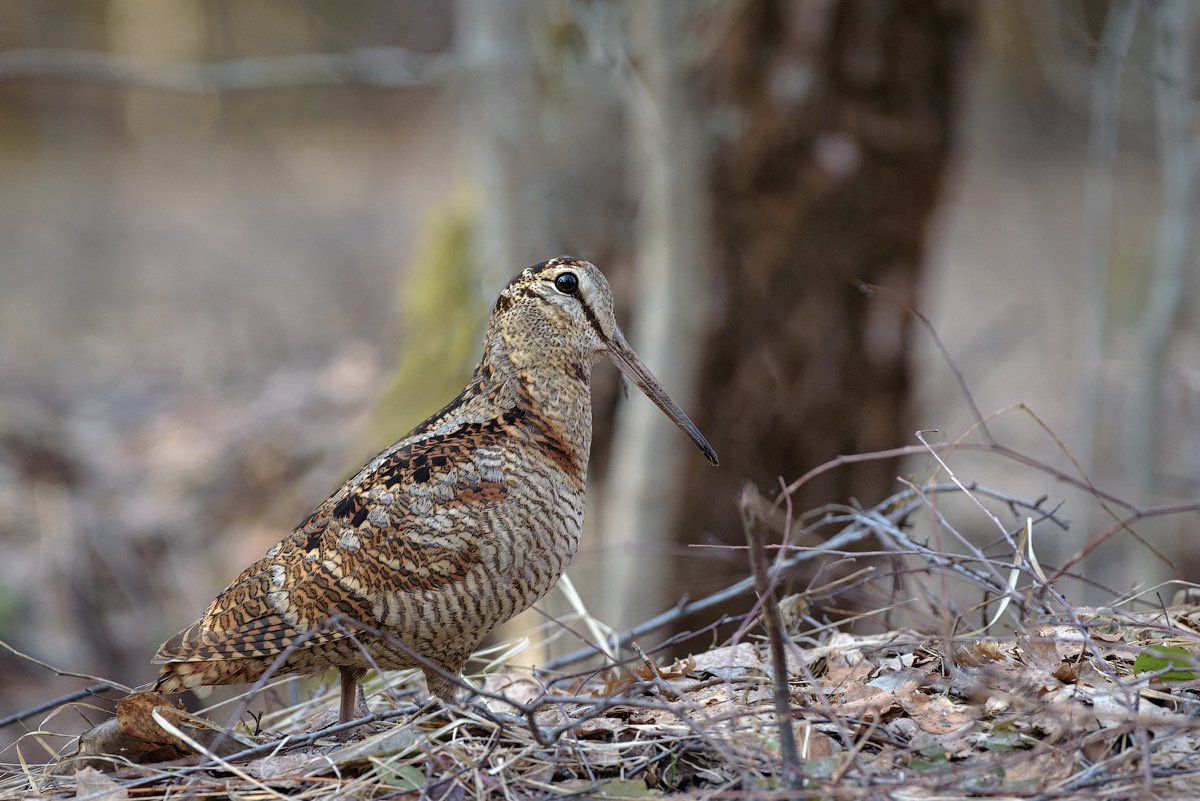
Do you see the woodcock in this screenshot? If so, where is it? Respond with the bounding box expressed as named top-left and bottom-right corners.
top-left (153, 258), bottom-right (718, 725)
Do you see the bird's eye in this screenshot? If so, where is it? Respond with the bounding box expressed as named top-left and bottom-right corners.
top-left (554, 271), bottom-right (579, 295)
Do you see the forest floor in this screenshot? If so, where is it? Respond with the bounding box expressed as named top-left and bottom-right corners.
top-left (5, 504), bottom-right (1200, 800)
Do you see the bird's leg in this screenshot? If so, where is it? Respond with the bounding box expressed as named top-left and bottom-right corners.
top-left (338, 666), bottom-right (367, 725)
top-left (423, 670), bottom-right (462, 705)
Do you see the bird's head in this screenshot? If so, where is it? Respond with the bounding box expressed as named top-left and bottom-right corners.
top-left (488, 257), bottom-right (717, 466)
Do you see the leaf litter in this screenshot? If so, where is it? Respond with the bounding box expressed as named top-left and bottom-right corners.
top-left (1, 600), bottom-right (1197, 800)
top-left (5, 435), bottom-right (1200, 799)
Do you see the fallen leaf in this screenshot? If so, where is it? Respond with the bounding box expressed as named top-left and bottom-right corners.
top-left (837, 682), bottom-right (910, 719)
top-left (956, 640), bottom-right (1007, 667)
top-left (901, 694), bottom-right (979, 735)
top-left (73, 767), bottom-right (128, 801)
top-left (688, 642), bottom-right (804, 678)
top-left (1002, 749), bottom-right (1075, 787)
top-left (796, 723), bottom-right (836, 759)
top-left (1133, 645), bottom-right (1198, 682)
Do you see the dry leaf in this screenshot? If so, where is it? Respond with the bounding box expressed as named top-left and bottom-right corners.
top-left (66, 691), bottom-right (253, 772)
top-left (1002, 749), bottom-right (1075, 787)
top-left (796, 724), bottom-right (836, 759)
top-left (901, 694), bottom-right (979, 735)
top-left (73, 766), bottom-right (129, 801)
top-left (481, 671), bottom-right (546, 710)
top-left (688, 643), bottom-right (767, 678)
top-left (836, 683), bottom-right (909, 719)
top-left (572, 716), bottom-right (628, 739)
top-left (956, 640), bottom-right (1007, 667)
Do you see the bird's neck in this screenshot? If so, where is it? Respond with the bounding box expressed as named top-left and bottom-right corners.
top-left (477, 332), bottom-right (595, 469)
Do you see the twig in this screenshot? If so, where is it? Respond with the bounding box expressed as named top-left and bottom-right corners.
top-left (0, 683), bottom-right (114, 730)
top-left (629, 641), bottom-right (681, 702)
top-left (540, 511), bottom-right (877, 672)
top-left (544, 480), bottom-right (1058, 672)
top-left (0, 47), bottom-right (454, 92)
top-left (0, 639), bottom-right (133, 693)
top-left (1046, 501), bottom-right (1200, 583)
top-left (858, 280), bottom-right (994, 444)
top-left (739, 482), bottom-right (801, 785)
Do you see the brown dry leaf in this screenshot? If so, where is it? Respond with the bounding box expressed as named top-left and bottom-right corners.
top-left (1072, 658), bottom-right (1112, 688)
top-left (901, 694), bottom-right (979, 735)
top-left (1024, 688), bottom-right (1100, 742)
top-left (868, 668), bottom-right (928, 694)
top-left (983, 695), bottom-right (1009, 716)
top-left (481, 671), bottom-right (546, 710)
top-left (1002, 749), bottom-right (1075, 788)
top-left (955, 640), bottom-right (1008, 667)
top-left (69, 718), bottom-right (187, 772)
top-left (1031, 623), bottom-right (1088, 660)
top-left (687, 642), bottom-right (768, 679)
top-left (820, 632), bottom-right (878, 686)
top-left (1088, 625), bottom-right (1125, 643)
top-left (1052, 661), bottom-right (1080, 683)
top-left (574, 743), bottom-right (626, 768)
top-left (836, 681), bottom-right (912, 719)
top-left (67, 691), bottom-right (255, 772)
top-left (596, 669), bottom-right (638, 697)
top-left (571, 716), bottom-right (629, 739)
top-left (796, 723), bottom-right (836, 759)
top-left (823, 650), bottom-right (876, 687)
top-left (1080, 729), bottom-right (1125, 764)
top-left (631, 656), bottom-right (695, 682)
top-left (114, 692), bottom-right (188, 747)
top-left (73, 766), bottom-right (129, 801)
top-left (625, 706), bottom-right (688, 730)
top-left (116, 691), bottom-right (251, 756)
top-left (247, 751), bottom-right (314, 782)
top-left (686, 680), bottom-right (771, 729)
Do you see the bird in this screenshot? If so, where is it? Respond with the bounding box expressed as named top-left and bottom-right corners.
top-left (152, 257), bottom-right (718, 726)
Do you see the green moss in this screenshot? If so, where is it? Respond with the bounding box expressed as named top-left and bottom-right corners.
top-left (368, 198), bottom-right (486, 446)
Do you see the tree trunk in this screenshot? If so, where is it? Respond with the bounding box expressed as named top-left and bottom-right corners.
top-left (673, 0), bottom-right (971, 597)
top-left (598, 0), bottom-right (712, 631)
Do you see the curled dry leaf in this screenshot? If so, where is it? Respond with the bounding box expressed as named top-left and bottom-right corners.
top-left (63, 691), bottom-right (253, 773)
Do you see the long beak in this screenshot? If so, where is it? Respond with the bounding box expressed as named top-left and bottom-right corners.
top-left (605, 326), bottom-right (719, 466)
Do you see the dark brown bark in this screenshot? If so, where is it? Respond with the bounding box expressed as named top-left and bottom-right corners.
top-left (675, 1), bottom-right (972, 586)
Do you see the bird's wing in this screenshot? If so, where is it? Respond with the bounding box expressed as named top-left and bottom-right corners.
top-left (154, 411), bottom-right (516, 665)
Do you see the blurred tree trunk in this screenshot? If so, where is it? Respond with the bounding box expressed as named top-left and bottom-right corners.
top-left (672, 1), bottom-right (971, 598)
top-left (455, 0), bottom-right (633, 655)
top-left (598, 1), bottom-right (711, 630)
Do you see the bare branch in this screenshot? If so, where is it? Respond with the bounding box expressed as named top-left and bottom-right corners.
top-left (739, 482), bottom-right (801, 784)
top-left (0, 47), bottom-right (454, 92)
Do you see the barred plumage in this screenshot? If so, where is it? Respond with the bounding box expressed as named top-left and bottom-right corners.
top-left (153, 258), bottom-right (717, 724)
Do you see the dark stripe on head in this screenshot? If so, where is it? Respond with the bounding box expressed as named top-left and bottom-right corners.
top-left (495, 258), bottom-right (610, 344)
top-left (577, 297), bottom-right (609, 344)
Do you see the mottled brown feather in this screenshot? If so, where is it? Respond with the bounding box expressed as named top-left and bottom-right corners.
top-left (152, 258), bottom-right (711, 715)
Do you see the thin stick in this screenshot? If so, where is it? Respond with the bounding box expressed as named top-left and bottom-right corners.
top-left (0, 683), bottom-right (114, 730)
top-left (0, 639), bottom-right (133, 693)
top-left (740, 482), bottom-right (801, 785)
